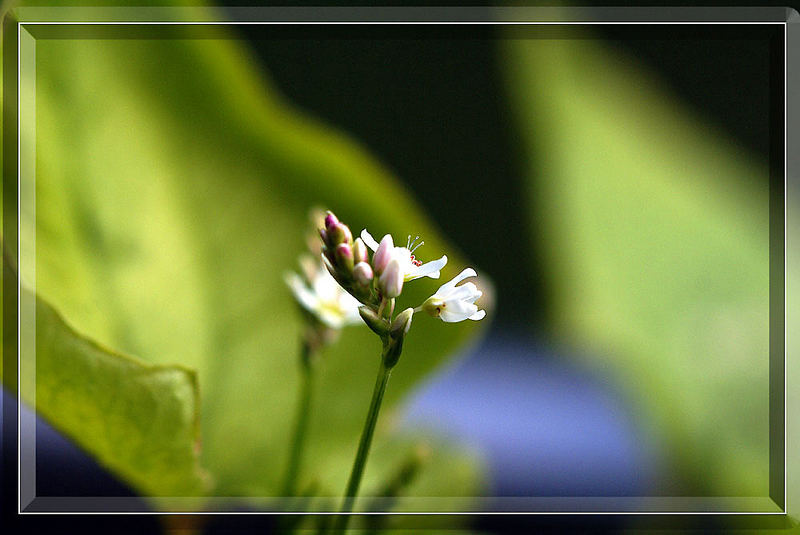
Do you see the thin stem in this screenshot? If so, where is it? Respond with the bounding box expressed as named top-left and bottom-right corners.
top-left (282, 339), bottom-right (315, 498)
top-left (333, 356), bottom-right (393, 533)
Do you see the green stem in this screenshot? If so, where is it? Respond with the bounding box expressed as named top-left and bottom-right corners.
top-left (282, 340), bottom-right (315, 498)
top-left (333, 355), bottom-right (393, 533)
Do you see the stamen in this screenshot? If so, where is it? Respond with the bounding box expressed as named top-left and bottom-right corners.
top-left (410, 240), bottom-right (424, 254)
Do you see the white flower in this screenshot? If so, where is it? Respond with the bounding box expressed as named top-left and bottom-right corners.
top-left (419, 268), bottom-right (486, 323)
top-left (360, 229), bottom-right (447, 281)
top-left (285, 264), bottom-right (362, 329)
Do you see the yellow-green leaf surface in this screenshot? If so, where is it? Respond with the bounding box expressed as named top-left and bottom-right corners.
top-left (505, 36), bottom-right (769, 496)
top-left (8, 8), bottom-right (487, 504)
top-left (27, 280), bottom-right (208, 496)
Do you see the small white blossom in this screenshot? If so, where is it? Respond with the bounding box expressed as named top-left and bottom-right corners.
top-left (285, 264), bottom-right (362, 329)
top-left (419, 268), bottom-right (486, 323)
top-left (360, 229), bottom-right (447, 282)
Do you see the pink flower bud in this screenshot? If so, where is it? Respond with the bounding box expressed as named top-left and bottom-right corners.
top-left (352, 238), bottom-right (369, 264)
top-left (353, 261), bottom-right (374, 286)
top-left (379, 258), bottom-right (404, 298)
top-left (334, 243), bottom-right (354, 272)
top-left (372, 234), bottom-right (394, 275)
top-left (328, 222), bottom-right (352, 246)
top-left (324, 211), bottom-right (339, 230)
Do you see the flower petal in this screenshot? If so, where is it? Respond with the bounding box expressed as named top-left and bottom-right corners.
top-left (373, 235), bottom-right (396, 274)
top-left (445, 282), bottom-right (481, 303)
top-left (339, 293), bottom-right (363, 324)
top-left (443, 297), bottom-right (476, 315)
top-left (317, 308), bottom-right (346, 329)
top-left (284, 272), bottom-right (318, 312)
top-left (407, 255), bottom-right (448, 281)
top-left (469, 310), bottom-right (486, 321)
top-left (440, 302), bottom-right (478, 323)
top-left (436, 267), bottom-right (477, 295)
top-left (312, 266), bottom-right (340, 301)
top-left (360, 229), bottom-right (380, 251)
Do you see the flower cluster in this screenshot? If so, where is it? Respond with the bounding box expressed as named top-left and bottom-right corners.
top-left (318, 210), bottom-right (485, 366)
top-left (285, 210), bottom-right (362, 354)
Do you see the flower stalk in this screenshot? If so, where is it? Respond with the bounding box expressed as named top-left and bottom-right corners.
top-left (333, 357), bottom-right (392, 532)
top-left (281, 338), bottom-right (316, 497)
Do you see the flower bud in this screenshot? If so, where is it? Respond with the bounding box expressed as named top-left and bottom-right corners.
top-left (328, 222), bottom-right (353, 247)
top-left (334, 243), bottom-right (354, 272)
top-left (324, 211), bottom-right (339, 230)
top-left (379, 258), bottom-right (404, 298)
top-left (353, 238), bottom-right (369, 264)
top-left (318, 227), bottom-right (328, 245)
top-left (353, 261), bottom-right (373, 286)
top-left (391, 308), bottom-right (414, 337)
top-left (359, 306), bottom-right (388, 336)
top-left (373, 234), bottom-right (394, 275)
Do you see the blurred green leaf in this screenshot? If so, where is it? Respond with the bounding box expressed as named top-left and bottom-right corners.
top-left (24, 279), bottom-right (208, 496)
top-left (505, 36), bottom-right (769, 495)
top-left (9, 13), bottom-right (487, 505)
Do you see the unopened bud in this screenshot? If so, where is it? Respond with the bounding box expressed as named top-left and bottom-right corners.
top-left (353, 238), bottom-right (369, 264)
top-left (328, 222), bottom-right (353, 246)
top-left (334, 243), bottom-right (354, 272)
top-left (391, 308), bottom-right (414, 337)
top-left (353, 262), bottom-right (374, 286)
top-left (379, 258), bottom-right (404, 298)
top-left (373, 234), bottom-right (394, 275)
top-left (359, 306), bottom-right (388, 336)
top-left (324, 211), bottom-right (339, 230)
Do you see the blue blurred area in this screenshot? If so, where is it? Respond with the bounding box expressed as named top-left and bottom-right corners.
top-left (2, 387), bottom-right (142, 500)
top-left (402, 330), bottom-right (658, 498)
top-left (3, 331), bottom-right (656, 501)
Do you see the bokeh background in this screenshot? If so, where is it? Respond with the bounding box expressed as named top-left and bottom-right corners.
top-left (1, 2), bottom-right (787, 533)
